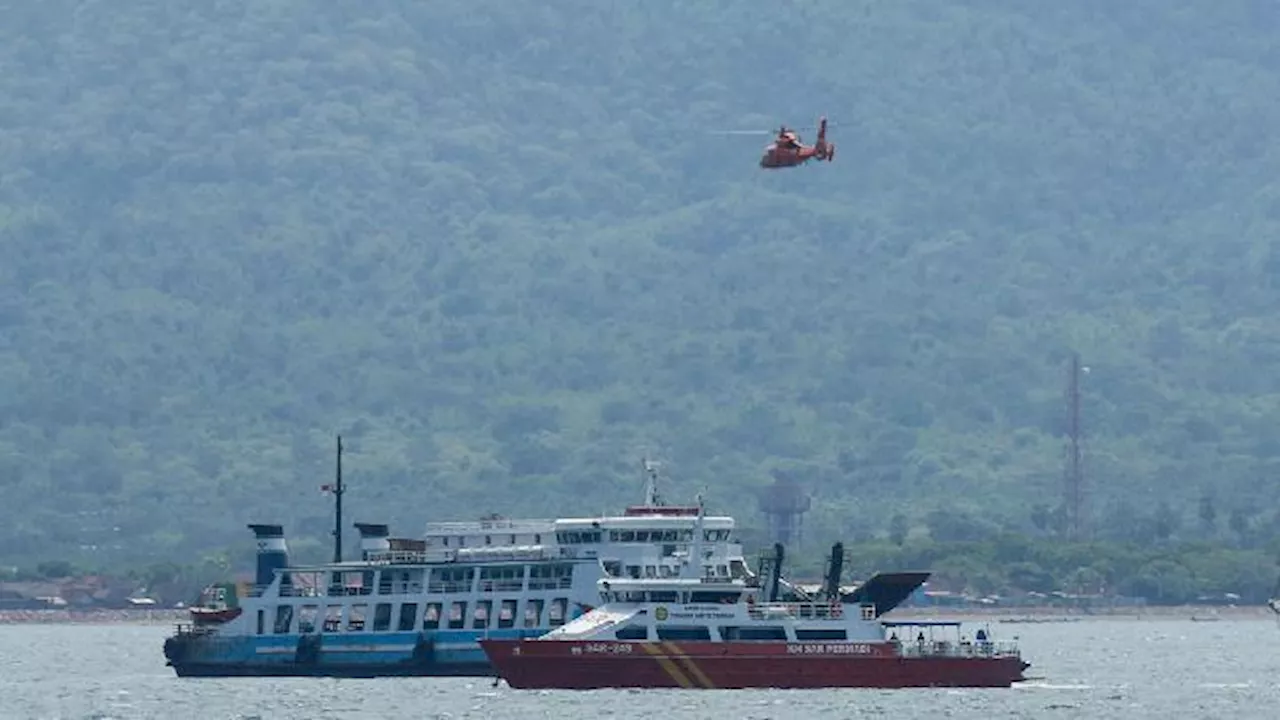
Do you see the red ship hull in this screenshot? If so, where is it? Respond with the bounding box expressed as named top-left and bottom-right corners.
top-left (480, 639), bottom-right (1030, 689)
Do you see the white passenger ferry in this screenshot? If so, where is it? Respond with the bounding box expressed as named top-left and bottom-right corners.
top-left (162, 459), bottom-right (758, 677)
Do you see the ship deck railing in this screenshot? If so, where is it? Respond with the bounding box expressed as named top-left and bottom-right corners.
top-left (747, 602), bottom-right (863, 621)
top-left (172, 623), bottom-right (220, 637)
top-left (424, 518), bottom-right (556, 534)
top-left (895, 639), bottom-right (1021, 659)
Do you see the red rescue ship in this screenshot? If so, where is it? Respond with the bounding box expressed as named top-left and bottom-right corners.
top-left (480, 502), bottom-right (1029, 690)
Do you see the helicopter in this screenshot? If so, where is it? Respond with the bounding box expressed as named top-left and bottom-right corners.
top-left (716, 116), bottom-right (836, 169)
top-left (762, 116), bottom-right (834, 168)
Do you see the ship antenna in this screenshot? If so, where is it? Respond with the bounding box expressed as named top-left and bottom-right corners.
top-left (332, 435), bottom-right (345, 564)
top-left (682, 493), bottom-right (707, 580)
top-left (641, 457), bottom-right (662, 506)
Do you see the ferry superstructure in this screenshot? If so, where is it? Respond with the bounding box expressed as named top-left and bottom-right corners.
top-left (481, 506), bottom-right (1030, 689)
top-left (162, 458), bottom-right (756, 677)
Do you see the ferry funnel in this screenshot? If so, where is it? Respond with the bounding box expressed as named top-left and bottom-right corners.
top-left (247, 524), bottom-right (290, 588)
top-left (355, 522), bottom-right (391, 559)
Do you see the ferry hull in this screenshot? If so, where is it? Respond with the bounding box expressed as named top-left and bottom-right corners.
top-left (479, 640), bottom-right (1030, 689)
top-left (168, 661), bottom-right (492, 678)
top-left (164, 629), bottom-right (539, 678)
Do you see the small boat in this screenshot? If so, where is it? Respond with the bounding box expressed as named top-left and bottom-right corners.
top-left (188, 582), bottom-right (244, 626)
top-left (479, 501), bottom-right (1030, 690)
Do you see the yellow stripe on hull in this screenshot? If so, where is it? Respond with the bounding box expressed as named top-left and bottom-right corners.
top-left (638, 642), bottom-right (693, 688)
top-left (661, 641), bottom-right (716, 689)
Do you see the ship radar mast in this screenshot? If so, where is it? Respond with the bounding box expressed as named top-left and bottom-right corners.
top-left (680, 493), bottom-right (708, 580)
top-left (641, 457), bottom-right (663, 507)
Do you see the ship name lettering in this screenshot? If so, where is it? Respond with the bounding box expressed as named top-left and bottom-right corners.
top-left (582, 642), bottom-right (633, 654)
top-left (786, 643), bottom-right (872, 655)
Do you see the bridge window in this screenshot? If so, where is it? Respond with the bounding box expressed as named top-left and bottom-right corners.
top-left (656, 625), bottom-right (711, 641)
top-left (398, 603), bottom-right (419, 632)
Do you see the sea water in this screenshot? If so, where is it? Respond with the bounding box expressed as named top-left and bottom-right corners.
top-left (1, 617), bottom-right (1277, 719)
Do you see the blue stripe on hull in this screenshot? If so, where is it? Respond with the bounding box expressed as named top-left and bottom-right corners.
top-left (170, 661), bottom-right (493, 678)
top-left (165, 628), bottom-right (544, 678)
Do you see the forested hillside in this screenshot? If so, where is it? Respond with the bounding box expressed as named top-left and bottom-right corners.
top-left (3, 0), bottom-right (1280, 569)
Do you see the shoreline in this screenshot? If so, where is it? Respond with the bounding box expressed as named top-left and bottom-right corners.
top-left (0, 608), bottom-right (188, 625)
top-left (891, 604), bottom-right (1274, 621)
top-left (0, 604), bottom-right (1273, 626)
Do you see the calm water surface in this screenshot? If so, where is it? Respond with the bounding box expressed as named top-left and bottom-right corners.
top-left (2, 618), bottom-right (1278, 719)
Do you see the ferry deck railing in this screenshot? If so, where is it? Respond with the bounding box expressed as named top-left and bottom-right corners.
top-left (747, 602), bottom-right (858, 621)
top-left (895, 639), bottom-right (1021, 659)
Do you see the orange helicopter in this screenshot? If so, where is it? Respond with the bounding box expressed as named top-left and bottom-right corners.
top-left (760, 116), bottom-right (835, 168)
top-left (712, 115), bottom-right (837, 168)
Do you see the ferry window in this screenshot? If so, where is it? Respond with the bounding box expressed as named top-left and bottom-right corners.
top-left (398, 603), bottom-right (419, 632)
top-left (548, 598), bottom-right (567, 627)
top-left (348, 603), bottom-right (368, 631)
top-left (615, 624), bottom-right (648, 640)
top-left (662, 530), bottom-right (677, 542)
top-left (656, 625), bottom-right (711, 641)
top-left (498, 599), bottom-right (517, 628)
top-left (256, 609), bottom-right (265, 635)
top-left (524, 599), bottom-right (543, 627)
top-left (647, 591), bottom-right (678, 603)
top-left (323, 605), bottom-right (342, 632)
top-left (635, 531), bottom-right (649, 542)
top-left (535, 534), bottom-right (542, 544)
top-left (732, 626), bottom-right (787, 640)
top-left (644, 566), bottom-right (656, 578)
top-left (430, 567), bottom-right (475, 593)
top-left (485, 535), bottom-right (492, 545)
top-left (796, 628), bottom-right (847, 641)
top-left (620, 531), bottom-right (635, 542)
top-left (626, 565), bottom-right (641, 579)
top-left (480, 566), bottom-right (524, 592)
top-left (690, 591), bottom-right (739, 604)
top-left (717, 565), bottom-right (729, 577)
top-left (274, 605), bottom-right (294, 634)
top-left (448, 601), bottom-right (467, 629)
top-left (443, 537), bottom-right (450, 547)
top-left (474, 600), bottom-right (492, 629)
top-left (680, 530), bottom-right (693, 541)
top-left (609, 530), bottom-right (620, 541)
top-left (373, 603), bottom-right (393, 632)
top-left (729, 560), bottom-right (747, 579)
top-left (603, 561), bottom-right (621, 577)
top-left (509, 534), bottom-right (516, 544)
top-left (298, 605), bottom-right (318, 633)
top-left (423, 602), bottom-right (441, 630)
